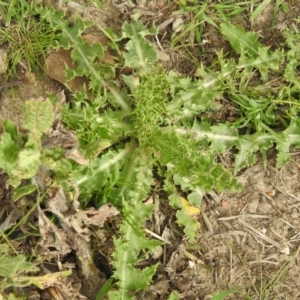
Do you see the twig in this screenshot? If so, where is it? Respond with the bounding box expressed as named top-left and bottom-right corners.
top-left (238, 218), bottom-right (289, 255)
top-left (144, 228), bottom-right (171, 244)
top-left (201, 211), bottom-right (213, 234)
top-left (261, 192), bottom-right (282, 215)
top-left (275, 185), bottom-right (300, 202)
top-left (213, 230), bottom-right (247, 237)
top-left (218, 214), bottom-right (271, 220)
top-left (247, 260), bottom-right (279, 265)
top-left (157, 17), bottom-right (175, 31)
top-left (0, 80), bottom-right (24, 89)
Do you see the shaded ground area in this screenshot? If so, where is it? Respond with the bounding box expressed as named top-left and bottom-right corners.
top-left (1, 1), bottom-right (300, 299)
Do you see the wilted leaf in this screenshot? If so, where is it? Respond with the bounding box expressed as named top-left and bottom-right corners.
top-left (15, 270), bottom-right (72, 289)
top-left (0, 253), bottom-right (39, 278)
top-left (65, 148), bottom-right (89, 165)
top-left (0, 209), bottom-right (21, 231)
top-left (22, 98), bottom-right (55, 140)
top-left (38, 206), bottom-right (71, 256)
top-left (77, 205), bottom-right (119, 227)
top-left (180, 197), bottom-right (200, 217)
top-left (45, 48), bottom-right (89, 92)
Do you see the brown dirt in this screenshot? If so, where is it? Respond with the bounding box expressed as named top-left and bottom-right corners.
top-left (1, 1), bottom-right (300, 299)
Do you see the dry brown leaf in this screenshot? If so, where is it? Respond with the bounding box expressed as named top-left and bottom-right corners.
top-left (47, 188), bottom-right (107, 298)
top-left (47, 186), bottom-right (70, 214)
top-left (42, 129), bottom-right (79, 149)
top-left (15, 270), bottom-right (72, 290)
top-left (45, 34), bottom-right (114, 93)
top-left (65, 148), bottom-right (90, 166)
top-left (0, 209), bottom-right (21, 231)
top-left (77, 204), bottom-right (119, 227)
top-left (37, 206), bottom-right (71, 257)
top-left (44, 48), bottom-right (89, 93)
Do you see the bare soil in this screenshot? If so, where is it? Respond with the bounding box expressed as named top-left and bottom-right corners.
top-left (1, 1), bottom-right (300, 299)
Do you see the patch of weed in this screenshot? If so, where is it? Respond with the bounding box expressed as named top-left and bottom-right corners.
top-left (0, 1), bottom-right (57, 78)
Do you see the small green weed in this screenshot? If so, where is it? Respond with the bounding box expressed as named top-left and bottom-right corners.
top-left (171, 0), bottom-right (261, 48)
top-left (0, 0), bottom-right (57, 78)
top-left (212, 245), bottom-right (300, 300)
top-left (0, 244), bottom-right (71, 298)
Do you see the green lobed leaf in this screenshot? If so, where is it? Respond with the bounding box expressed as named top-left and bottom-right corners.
top-left (108, 290), bottom-right (133, 300)
top-left (121, 20), bottom-right (158, 73)
top-left (220, 23), bottom-right (260, 57)
top-left (22, 98), bottom-right (54, 140)
top-left (57, 18), bottom-right (90, 49)
top-left (176, 209), bottom-right (200, 241)
top-left (35, 6), bottom-right (66, 29)
top-left (13, 184), bottom-right (37, 202)
top-left (237, 47), bottom-right (283, 81)
top-left (70, 41), bottom-right (105, 76)
top-left (0, 253), bottom-right (38, 278)
top-left (121, 20), bottom-right (157, 38)
top-left (2, 120), bottom-right (18, 141)
top-left (109, 152), bottom-right (161, 298)
top-left (124, 36), bottom-right (157, 72)
top-left (276, 118), bottom-right (300, 168)
top-left (11, 140), bottom-right (41, 181)
top-left (209, 123), bottom-right (239, 153)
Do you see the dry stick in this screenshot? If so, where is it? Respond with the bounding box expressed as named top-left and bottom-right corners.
top-left (218, 214), bottom-right (271, 220)
top-left (207, 190), bottom-right (221, 204)
top-left (0, 80), bottom-right (24, 89)
top-left (270, 187), bottom-right (300, 210)
top-left (144, 228), bottom-right (171, 245)
top-left (275, 185), bottom-right (300, 202)
top-left (229, 247), bottom-right (233, 283)
top-left (270, 227), bottom-right (293, 248)
top-left (279, 218), bottom-right (300, 229)
top-left (248, 260), bottom-right (279, 265)
top-left (157, 17), bottom-right (175, 31)
top-left (261, 192), bottom-right (282, 215)
top-left (213, 230), bottom-right (247, 237)
top-left (201, 211), bottom-right (213, 234)
top-left (237, 218), bottom-right (290, 255)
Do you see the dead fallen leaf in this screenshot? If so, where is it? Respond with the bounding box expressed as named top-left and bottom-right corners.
top-left (77, 204), bottom-right (119, 227)
top-left (45, 34), bottom-right (114, 93)
top-left (82, 33), bottom-right (115, 65)
top-left (44, 48), bottom-right (89, 93)
top-left (65, 148), bottom-right (90, 166)
top-left (0, 209), bottom-right (21, 232)
top-left (15, 270), bottom-right (72, 290)
top-left (46, 188), bottom-right (108, 298)
top-left (37, 206), bottom-right (71, 258)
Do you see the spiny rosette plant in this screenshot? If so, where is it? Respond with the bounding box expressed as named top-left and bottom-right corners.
top-left (1, 4), bottom-right (300, 299)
